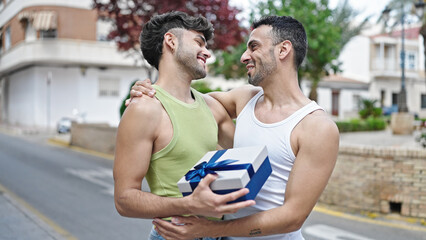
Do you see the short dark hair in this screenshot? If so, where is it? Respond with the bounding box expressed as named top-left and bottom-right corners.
top-left (140, 11), bottom-right (214, 70)
top-left (252, 16), bottom-right (307, 69)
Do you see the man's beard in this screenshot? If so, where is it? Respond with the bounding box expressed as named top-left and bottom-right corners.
top-left (248, 50), bottom-right (276, 86)
top-left (176, 43), bottom-right (206, 80)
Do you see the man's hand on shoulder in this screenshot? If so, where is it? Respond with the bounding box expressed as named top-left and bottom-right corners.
top-left (125, 79), bottom-right (156, 106)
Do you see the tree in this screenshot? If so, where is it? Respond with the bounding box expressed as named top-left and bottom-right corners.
top-left (210, 42), bottom-right (248, 79)
top-left (332, 0), bottom-right (370, 51)
top-left (92, 0), bottom-right (246, 77)
top-left (254, 0), bottom-right (341, 101)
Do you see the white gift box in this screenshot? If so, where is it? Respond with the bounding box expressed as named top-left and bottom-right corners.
top-left (177, 145), bottom-right (272, 202)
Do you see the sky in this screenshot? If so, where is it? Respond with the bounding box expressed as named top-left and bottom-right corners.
top-left (229, 0), bottom-right (392, 24)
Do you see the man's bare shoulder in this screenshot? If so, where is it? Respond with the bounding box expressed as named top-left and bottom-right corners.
top-left (232, 85), bottom-right (262, 97)
top-left (299, 110), bottom-right (339, 144)
top-left (122, 96), bottom-right (164, 123)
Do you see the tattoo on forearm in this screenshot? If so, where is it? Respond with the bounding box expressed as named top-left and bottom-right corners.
top-left (249, 228), bottom-right (262, 236)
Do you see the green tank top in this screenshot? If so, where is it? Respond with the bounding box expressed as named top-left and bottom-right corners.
top-left (146, 85), bottom-right (218, 198)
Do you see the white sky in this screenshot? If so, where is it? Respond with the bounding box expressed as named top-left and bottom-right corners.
top-left (229, 0), bottom-right (392, 24)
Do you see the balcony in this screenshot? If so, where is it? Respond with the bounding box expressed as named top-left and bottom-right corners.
top-left (0, 39), bottom-right (142, 76)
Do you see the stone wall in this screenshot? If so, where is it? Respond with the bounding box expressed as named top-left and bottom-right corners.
top-left (70, 122), bottom-right (117, 155)
top-left (320, 145), bottom-right (426, 218)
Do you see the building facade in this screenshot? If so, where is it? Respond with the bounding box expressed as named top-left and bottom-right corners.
top-left (369, 26), bottom-right (426, 118)
top-left (308, 24), bottom-right (426, 120)
top-left (0, 0), bottom-right (148, 129)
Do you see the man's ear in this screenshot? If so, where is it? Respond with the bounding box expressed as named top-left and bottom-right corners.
top-left (164, 32), bottom-right (178, 53)
top-left (278, 40), bottom-right (292, 60)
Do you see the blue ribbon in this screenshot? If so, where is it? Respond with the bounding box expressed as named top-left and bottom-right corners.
top-left (185, 149), bottom-right (255, 190)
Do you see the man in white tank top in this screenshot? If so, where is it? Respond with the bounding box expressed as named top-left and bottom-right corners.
top-left (131, 15), bottom-right (339, 240)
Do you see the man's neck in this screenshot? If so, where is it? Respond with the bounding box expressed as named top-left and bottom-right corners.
top-left (259, 70), bottom-right (310, 108)
top-left (155, 65), bottom-right (195, 104)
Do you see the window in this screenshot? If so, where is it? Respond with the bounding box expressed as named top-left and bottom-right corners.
top-left (40, 29), bottom-right (57, 39)
top-left (353, 94), bottom-right (360, 110)
top-left (25, 22), bottom-right (36, 42)
top-left (99, 77), bottom-right (119, 97)
top-left (421, 94), bottom-right (426, 109)
top-left (392, 93), bottom-right (398, 106)
top-left (406, 52), bottom-right (416, 70)
top-left (96, 18), bottom-right (112, 41)
top-left (4, 26), bottom-right (10, 51)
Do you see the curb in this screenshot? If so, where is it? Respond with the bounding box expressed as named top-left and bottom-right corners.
top-left (313, 205), bottom-right (426, 232)
top-left (47, 138), bottom-right (114, 160)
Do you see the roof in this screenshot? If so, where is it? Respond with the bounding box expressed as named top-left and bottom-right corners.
top-left (323, 75), bottom-right (367, 84)
top-left (370, 26), bottom-right (420, 40)
top-left (317, 74), bottom-right (369, 90)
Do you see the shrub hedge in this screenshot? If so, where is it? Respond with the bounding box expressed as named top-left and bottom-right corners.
top-left (336, 117), bottom-right (387, 132)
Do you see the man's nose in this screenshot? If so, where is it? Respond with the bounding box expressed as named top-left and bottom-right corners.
top-left (240, 49), bottom-right (250, 64)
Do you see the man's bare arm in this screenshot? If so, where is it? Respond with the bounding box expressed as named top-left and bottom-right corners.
top-left (207, 85), bottom-right (259, 119)
top-left (127, 80), bottom-right (260, 120)
top-left (202, 94), bottom-right (235, 149)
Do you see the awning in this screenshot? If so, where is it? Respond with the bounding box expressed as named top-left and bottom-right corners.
top-left (32, 11), bottom-right (57, 31)
top-left (17, 11), bottom-right (34, 21)
top-left (18, 11), bottom-right (57, 31)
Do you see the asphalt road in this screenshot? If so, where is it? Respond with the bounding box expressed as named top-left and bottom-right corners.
top-left (0, 131), bottom-right (425, 240)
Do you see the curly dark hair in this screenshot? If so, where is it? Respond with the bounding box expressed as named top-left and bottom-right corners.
top-left (140, 11), bottom-right (214, 70)
top-left (253, 16), bottom-right (307, 70)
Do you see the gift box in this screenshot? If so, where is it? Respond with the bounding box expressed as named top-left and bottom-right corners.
top-left (177, 145), bottom-right (272, 203)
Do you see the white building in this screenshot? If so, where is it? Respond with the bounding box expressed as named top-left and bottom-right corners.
top-left (303, 23), bottom-right (426, 120)
top-left (369, 25), bottom-right (426, 118)
top-left (0, 0), bottom-right (149, 129)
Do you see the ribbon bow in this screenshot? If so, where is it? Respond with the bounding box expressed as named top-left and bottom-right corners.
top-left (185, 159), bottom-right (238, 181)
top-left (184, 149), bottom-right (255, 190)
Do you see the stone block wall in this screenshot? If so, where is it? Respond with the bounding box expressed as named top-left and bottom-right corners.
top-left (70, 122), bottom-right (117, 155)
top-left (320, 146), bottom-right (426, 218)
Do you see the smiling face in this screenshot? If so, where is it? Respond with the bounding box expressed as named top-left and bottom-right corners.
top-left (175, 29), bottom-right (211, 80)
top-left (241, 25), bottom-right (277, 86)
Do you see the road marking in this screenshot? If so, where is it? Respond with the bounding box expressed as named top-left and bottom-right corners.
top-left (66, 167), bottom-right (114, 195)
top-left (304, 224), bottom-right (374, 240)
top-left (313, 206), bottom-right (426, 232)
top-left (0, 182), bottom-right (77, 240)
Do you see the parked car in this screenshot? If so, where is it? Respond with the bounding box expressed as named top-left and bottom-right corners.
top-left (382, 104), bottom-right (398, 116)
top-left (56, 117), bottom-right (73, 133)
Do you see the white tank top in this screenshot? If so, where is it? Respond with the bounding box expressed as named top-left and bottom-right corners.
top-left (224, 90), bottom-right (323, 240)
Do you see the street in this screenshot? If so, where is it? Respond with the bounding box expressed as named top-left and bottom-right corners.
top-left (0, 132), bottom-right (425, 240)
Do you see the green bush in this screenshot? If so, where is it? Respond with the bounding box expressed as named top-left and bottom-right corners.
top-left (191, 81), bottom-right (221, 93)
top-left (336, 117), bottom-right (387, 132)
top-left (358, 98), bottom-right (382, 119)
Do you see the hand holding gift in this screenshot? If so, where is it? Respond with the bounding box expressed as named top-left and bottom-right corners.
top-left (178, 146), bottom-right (272, 205)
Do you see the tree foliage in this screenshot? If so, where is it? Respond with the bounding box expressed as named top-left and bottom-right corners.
top-left (255, 0), bottom-right (341, 101)
top-left (212, 0), bottom-right (369, 101)
top-left (210, 42), bottom-right (248, 79)
top-left (92, 0), bottom-right (246, 54)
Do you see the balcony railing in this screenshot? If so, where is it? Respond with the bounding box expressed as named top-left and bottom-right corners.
top-left (0, 39), bottom-right (142, 74)
top-left (373, 58), bottom-right (397, 71)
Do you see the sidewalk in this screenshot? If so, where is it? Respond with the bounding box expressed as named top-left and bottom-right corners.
top-left (0, 184), bottom-right (67, 240)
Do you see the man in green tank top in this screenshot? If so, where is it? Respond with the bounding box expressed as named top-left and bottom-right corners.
top-left (114, 11), bottom-right (255, 238)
